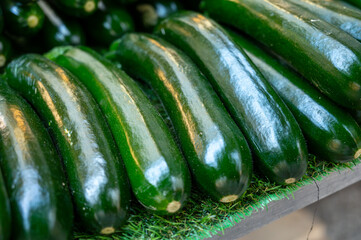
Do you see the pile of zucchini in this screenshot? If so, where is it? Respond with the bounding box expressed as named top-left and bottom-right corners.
top-left (1, 0), bottom-right (361, 239)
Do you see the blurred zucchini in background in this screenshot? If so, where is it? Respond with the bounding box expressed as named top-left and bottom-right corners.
top-left (0, 80), bottom-right (73, 240)
top-left (201, 0), bottom-right (361, 110)
top-left (0, 36), bottom-right (12, 70)
top-left (133, 0), bottom-right (183, 31)
top-left (288, 0), bottom-right (361, 41)
top-left (1, 0), bottom-right (44, 36)
top-left (49, 0), bottom-right (98, 17)
top-left (38, 0), bottom-right (85, 49)
top-left (229, 30), bottom-right (361, 163)
top-left (0, 169), bottom-right (10, 240)
top-left (85, 1), bottom-right (133, 46)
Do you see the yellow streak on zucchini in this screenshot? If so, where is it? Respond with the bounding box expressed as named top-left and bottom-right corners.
top-left (220, 195), bottom-right (239, 203)
top-left (167, 201), bottom-right (181, 213)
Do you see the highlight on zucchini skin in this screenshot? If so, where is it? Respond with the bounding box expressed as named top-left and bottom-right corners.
top-left (0, 81), bottom-right (73, 240)
top-left (155, 12), bottom-right (308, 185)
top-left (113, 33), bottom-right (252, 202)
top-left (1, 0), bottom-right (45, 36)
top-left (201, 0), bottom-right (361, 110)
top-left (46, 46), bottom-right (191, 215)
top-left (5, 54), bottom-right (131, 234)
top-left (287, 0), bottom-right (361, 41)
top-left (229, 30), bottom-right (361, 163)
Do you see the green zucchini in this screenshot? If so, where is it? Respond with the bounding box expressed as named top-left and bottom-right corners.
top-left (287, 0), bottom-right (361, 41)
top-left (155, 12), bottom-right (308, 184)
top-left (344, 0), bottom-right (361, 9)
top-left (1, 0), bottom-right (44, 36)
top-left (134, 0), bottom-right (183, 31)
top-left (5, 54), bottom-right (130, 234)
top-left (38, 0), bottom-right (86, 49)
top-left (0, 81), bottom-right (73, 240)
top-left (112, 33), bottom-right (252, 202)
top-left (0, 170), bottom-right (10, 240)
top-left (229, 30), bottom-right (361, 162)
top-left (0, 36), bottom-right (12, 69)
top-left (201, 0), bottom-right (361, 110)
top-left (50, 0), bottom-right (98, 17)
top-left (85, 1), bottom-right (134, 46)
top-left (46, 46), bottom-right (191, 214)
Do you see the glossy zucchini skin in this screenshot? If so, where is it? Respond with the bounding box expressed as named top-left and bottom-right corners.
top-left (0, 36), bottom-right (12, 69)
top-left (5, 54), bottom-right (130, 234)
top-left (0, 170), bottom-right (10, 240)
top-left (51, 0), bottom-right (98, 17)
top-left (287, 0), bottom-right (361, 41)
top-left (155, 12), bottom-right (308, 184)
top-left (201, 0), bottom-right (361, 110)
top-left (134, 0), bottom-right (183, 31)
top-left (38, 0), bottom-right (86, 49)
top-left (2, 0), bottom-right (44, 36)
top-left (0, 81), bottom-right (73, 240)
top-left (113, 33), bottom-right (252, 202)
top-left (85, 1), bottom-right (134, 46)
top-left (229, 31), bottom-right (361, 162)
top-left (46, 46), bottom-right (191, 214)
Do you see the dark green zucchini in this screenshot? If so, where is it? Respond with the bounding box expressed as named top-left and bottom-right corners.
top-left (5, 54), bottom-right (130, 234)
top-left (0, 7), bottom-right (3, 34)
top-left (46, 46), bottom-right (191, 214)
top-left (344, 0), bottom-right (361, 9)
top-left (0, 36), bottom-right (12, 69)
top-left (0, 80), bottom-right (73, 240)
top-left (50, 0), bottom-right (98, 17)
top-left (0, 170), bottom-right (10, 240)
top-left (201, 0), bottom-right (361, 110)
top-left (229, 30), bottom-right (361, 162)
top-left (133, 0), bottom-right (183, 31)
top-left (38, 0), bottom-right (86, 49)
top-left (155, 12), bottom-right (308, 184)
top-left (1, 0), bottom-right (44, 36)
top-left (287, 0), bottom-right (361, 41)
top-left (85, 1), bottom-right (134, 46)
top-left (112, 33), bottom-right (252, 202)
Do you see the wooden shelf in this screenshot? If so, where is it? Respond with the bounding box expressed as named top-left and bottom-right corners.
top-left (209, 163), bottom-right (361, 240)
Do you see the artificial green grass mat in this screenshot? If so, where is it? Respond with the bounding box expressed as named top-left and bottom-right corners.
top-left (73, 157), bottom-right (360, 240)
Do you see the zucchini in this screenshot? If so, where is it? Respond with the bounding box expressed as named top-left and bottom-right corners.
top-left (0, 81), bottom-right (73, 240)
top-left (50, 0), bottom-right (98, 17)
top-left (46, 46), bottom-right (191, 214)
top-left (229, 30), bottom-right (361, 162)
top-left (0, 36), bottom-right (12, 70)
top-left (155, 12), bottom-right (308, 184)
top-left (1, 0), bottom-right (44, 36)
top-left (0, 6), bottom-right (3, 34)
top-left (112, 33), bottom-right (252, 202)
top-left (201, 0), bottom-right (361, 110)
top-left (38, 0), bottom-right (86, 49)
top-left (134, 0), bottom-right (183, 31)
top-left (5, 54), bottom-right (130, 234)
top-left (85, 1), bottom-right (134, 46)
top-left (0, 170), bottom-right (10, 240)
top-left (344, 0), bottom-right (361, 9)
top-left (287, 0), bottom-right (361, 41)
